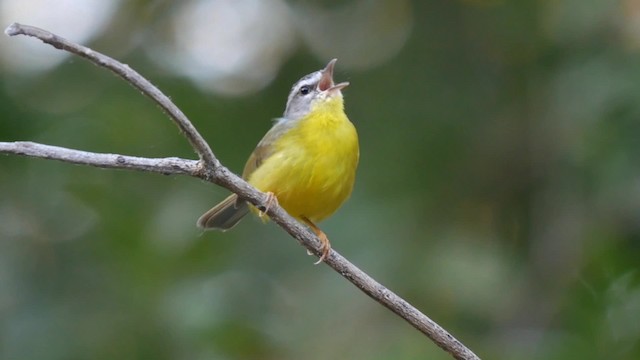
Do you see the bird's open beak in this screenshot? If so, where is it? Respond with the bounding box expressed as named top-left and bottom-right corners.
top-left (318, 58), bottom-right (349, 93)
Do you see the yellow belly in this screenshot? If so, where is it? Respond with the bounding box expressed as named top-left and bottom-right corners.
top-left (247, 107), bottom-right (359, 223)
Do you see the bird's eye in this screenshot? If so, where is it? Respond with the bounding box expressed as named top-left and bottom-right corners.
top-left (299, 85), bottom-right (311, 95)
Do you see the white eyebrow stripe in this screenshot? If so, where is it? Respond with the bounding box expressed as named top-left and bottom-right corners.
top-left (287, 72), bottom-right (320, 95)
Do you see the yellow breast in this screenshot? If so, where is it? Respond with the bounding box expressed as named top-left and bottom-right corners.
top-left (247, 97), bottom-right (359, 222)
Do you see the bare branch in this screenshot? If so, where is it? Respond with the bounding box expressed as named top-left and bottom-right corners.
top-left (0, 141), bottom-right (200, 175)
top-left (4, 22), bottom-right (217, 167)
top-left (3, 22), bottom-right (481, 360)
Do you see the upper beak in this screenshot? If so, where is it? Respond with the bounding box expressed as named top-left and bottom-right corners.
top-left (318, 58), bottom-right (349, 93)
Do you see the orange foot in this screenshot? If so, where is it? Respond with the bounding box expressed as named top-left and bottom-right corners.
top-left (301, 216), bottom-right (331, 264)
top-left (258, 192), bottom-right (278, 219)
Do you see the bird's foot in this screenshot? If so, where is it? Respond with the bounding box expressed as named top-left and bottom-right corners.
top-left (301, 216), bottom-right (331, 264)
top-left (313, 231), bottom-right (331, 265)
top-left (258, 192), bottom-right (278, 218)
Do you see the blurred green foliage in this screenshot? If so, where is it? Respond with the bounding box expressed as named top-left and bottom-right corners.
top-left (1, 0), bottom-right (640, 359)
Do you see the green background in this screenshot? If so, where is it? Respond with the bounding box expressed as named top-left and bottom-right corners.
top-left (1, 1), bottom-right (639, 359)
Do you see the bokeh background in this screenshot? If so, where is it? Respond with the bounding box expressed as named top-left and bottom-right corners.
top-left (1, 0), bottom-right (640, 359)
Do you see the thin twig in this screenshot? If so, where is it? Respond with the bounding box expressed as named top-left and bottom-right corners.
top-left (3, 23), bottom-right (217, 167)
top-left (0, 141), bottom-right (199, 175)
top-left (2, 22), bottom-right (481, 360)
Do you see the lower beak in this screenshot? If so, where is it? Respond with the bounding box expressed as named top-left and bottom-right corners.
top-left (328, 81), bottom-right (349, 92)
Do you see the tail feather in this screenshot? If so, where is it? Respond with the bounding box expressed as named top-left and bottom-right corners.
top-left (197, 194), bottom-right (249, 230)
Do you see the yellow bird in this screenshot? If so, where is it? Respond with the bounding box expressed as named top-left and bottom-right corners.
top-left (197, 59), bottom-right (359, 263)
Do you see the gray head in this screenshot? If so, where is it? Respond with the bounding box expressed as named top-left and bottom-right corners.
top-left (283, 59), bottom-right (349, 120)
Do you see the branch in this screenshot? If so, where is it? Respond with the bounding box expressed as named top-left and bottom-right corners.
top-left (3, 23), bottom-right (480, 360)
top-left (0, 141), bottom-right (200, 175)
top-left (3, 22), bottom-right (217, 167)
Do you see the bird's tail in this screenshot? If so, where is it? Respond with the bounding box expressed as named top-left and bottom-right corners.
top-left (197, 194), bottom-right (249, 231)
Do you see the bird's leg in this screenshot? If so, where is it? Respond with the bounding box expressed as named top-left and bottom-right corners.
top-left (258, 192), bottom-right (278, 218)
top-left (301, 216), bottom-right (331, 264)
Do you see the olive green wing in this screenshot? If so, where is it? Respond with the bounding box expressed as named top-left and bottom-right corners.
top-left (242, 119), bottom-right (295, 179)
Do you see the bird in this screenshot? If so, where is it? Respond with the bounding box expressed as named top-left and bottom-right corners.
top-left (197, 59), bottom-right (359, 263)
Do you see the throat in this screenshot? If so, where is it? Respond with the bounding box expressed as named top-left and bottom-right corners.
top-left (306, 98), bottom-right (348, 127)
